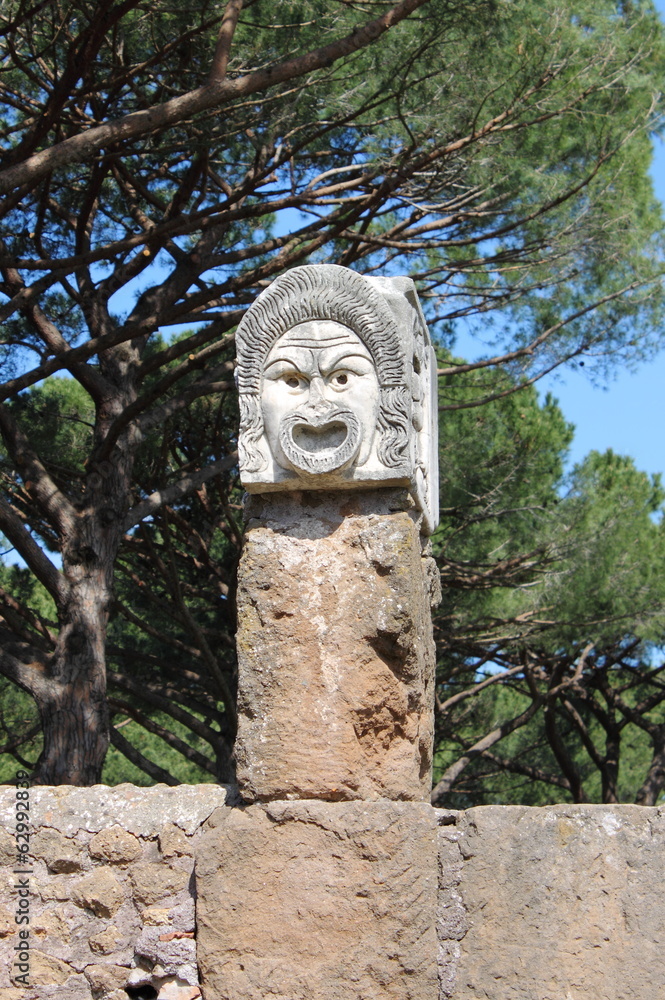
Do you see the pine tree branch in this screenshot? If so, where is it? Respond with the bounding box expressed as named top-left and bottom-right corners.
top-left (479, 748), bottom-right (572, 792)
top-left (109, 670), bottom-right (225, 747)
top-left (0, 403), bottom-right (77, 537)
top-left (0, 625), bottom-right (48, 695)
top-left (0, 0), bottom-right (433, 196)
top-left (0, 723), bottom-right (41, 757)
top-left (431, 695), bottom-right (544, 804)
top-left (208, 0), bottom-right (244, 83)
top-left (123, 453), bottom-right (238, 530)
top-left (109, 724), bottom-right (180, 785)
top-left (0, 498), bottom-right (67, 604)
top-left (109, 696), bottom-right (217, 776)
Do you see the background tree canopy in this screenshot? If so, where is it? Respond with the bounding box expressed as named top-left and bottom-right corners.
top-left (0, 0), bottom-right (663, 793)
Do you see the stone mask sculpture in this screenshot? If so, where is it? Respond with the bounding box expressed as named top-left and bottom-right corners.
top-left (236, 264), bottom-right (439, 532)
top-left (261, 319), bottom-right (380, 477)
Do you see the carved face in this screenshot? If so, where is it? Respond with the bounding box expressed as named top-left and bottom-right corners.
top-left (261, 320), bottom-right (380, 476)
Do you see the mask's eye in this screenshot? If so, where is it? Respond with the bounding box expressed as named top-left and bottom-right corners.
top-left (283, 374), bottom-right (305, 389)
top-left (330, 371), bottom-right (350, 388)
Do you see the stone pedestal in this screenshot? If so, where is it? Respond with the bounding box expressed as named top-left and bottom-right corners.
top-left (226, 267), bottom-right (440, 1000)
top-left (234, 489), bottom-right (439, 803)
top-left (196, 800), bottom-right (439, 1000)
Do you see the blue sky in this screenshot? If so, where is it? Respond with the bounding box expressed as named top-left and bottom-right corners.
top-left (529, 1), bottom-right (665, 482)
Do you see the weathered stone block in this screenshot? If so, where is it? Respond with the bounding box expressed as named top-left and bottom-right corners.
top-left (235, 491), bottom-right (437, 802)
top-left (129, 861), bottom-right (190, 906)
top-left (31, 908), bottom-right (71, 946)
top-left (72, 869), bottom-right (125, 918)
top-left (88, 924), bottom-right (124, 956)
top-left (12, 951), bottom-right (72, 987)
top-left (30, 828), bottom-right (85, 873)
top-left (83, 963), bottom-right (129, 993)
top-left (195, 800), bottom-right (438, 1000)
top-left (438, 804), bottom-right (665, 1000)
top-left (88, 825), bottom-right (142, 864)
top-left (159, 823), bottom-right (191, 857)
top-left (0, 784), bottom-right (229, 838)
top-left (40, 875), bottom-right (78, 901)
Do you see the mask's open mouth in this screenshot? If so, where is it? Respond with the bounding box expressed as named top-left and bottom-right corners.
top-left (292, 421), bottom-right (347, 452)
top-left (279, 409), bottom-right (361, 474)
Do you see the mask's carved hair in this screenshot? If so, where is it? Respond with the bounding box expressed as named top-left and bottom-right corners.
top-left (236, 265), bottom-right (410, 473)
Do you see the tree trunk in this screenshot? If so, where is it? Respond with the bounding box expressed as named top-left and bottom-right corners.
top-left (31, 545), bottom-right (115, 784)
top-left (635, 737), bottom-right (665, 807)
top-left (31, 344), bottom-right (141, 785)
top-left (544, 703), bottom-right (587, 803)
top-left (32, 669), bottom-right (109, 785)
top-left (601, 733), bottom-right (620, 804)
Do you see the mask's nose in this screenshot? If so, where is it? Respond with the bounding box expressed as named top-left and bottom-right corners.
top-left (304, 376), bottom-right (334, 416)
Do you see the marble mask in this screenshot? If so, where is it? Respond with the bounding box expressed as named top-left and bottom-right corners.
top-left (235, 265), bottom-right (439, 533)
top-left (261, 320), bottom-right (380, 477)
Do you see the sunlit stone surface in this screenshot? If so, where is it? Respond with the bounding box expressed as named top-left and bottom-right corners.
top-left (234, 490), bottom-right (439, 804)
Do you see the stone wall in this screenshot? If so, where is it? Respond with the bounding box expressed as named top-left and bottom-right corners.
top-left (0, 784), bottom-right (230, 1000)
top-left (2, 786), bottom-right (664, 1000)
top-left (437, 803), bottom-right (665, 1000)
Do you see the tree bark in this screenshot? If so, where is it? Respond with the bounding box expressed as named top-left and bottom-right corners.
top-left (635, 737), bottom-right (665, 807)
top-left (32, 600), bottom-right (109, 784)
top-left (31, 529), bottom-right (118, 784)
top-left (601, 732), bottom-right (620, 805)
top-left (30, 342), bottom-right (140, 784)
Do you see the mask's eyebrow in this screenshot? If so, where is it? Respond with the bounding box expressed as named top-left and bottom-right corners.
top-left (263, 348), bottom-right (314, 376)
top-left (319, 348), bottom-right (374, 375)
top-left (263, 360), bottom-right (299, 381)
top-left (264, 355), bottom-right (299, 370)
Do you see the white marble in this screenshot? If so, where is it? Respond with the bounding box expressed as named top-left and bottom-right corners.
top-left (236, 265), bottom-right (439, 532)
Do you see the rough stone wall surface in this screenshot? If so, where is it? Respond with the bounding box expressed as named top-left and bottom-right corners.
top-left (3, 786), bottom-right (664, 1000)
top-left (235, 490), bottom-right (439, 803)
top-left (0, 783), bottom-right (229, 1000)
top-left (436, 803), bottom-right (665, 1000)
top-left (195, 799), bottom-right (439, 1000)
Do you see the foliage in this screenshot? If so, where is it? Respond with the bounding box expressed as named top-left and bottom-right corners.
top-left (432, 370), bottom-right (665, 805)
top-left (0, 0), bottom-right (663, 784)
